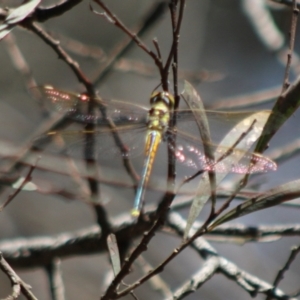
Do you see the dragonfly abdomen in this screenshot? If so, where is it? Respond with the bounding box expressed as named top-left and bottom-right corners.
top-left (131, 130), bottom-right (162, 217)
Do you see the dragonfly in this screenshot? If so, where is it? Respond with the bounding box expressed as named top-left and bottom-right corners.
top-left (34, 85), bottom-right (277, 217)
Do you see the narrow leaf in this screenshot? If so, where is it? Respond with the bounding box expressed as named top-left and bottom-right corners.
top-left (208, 179), bottom-right (300, 231)
top-left (184, 110), bottom-right (272, 239)
top-left (181, 81), bottom-right (212, 146)
top-left (107, 234), bottom-right (121, 277)
top-left (181, 81), bottom-right (216, 238)
top-left (255, 76), bottom-right (300, 153)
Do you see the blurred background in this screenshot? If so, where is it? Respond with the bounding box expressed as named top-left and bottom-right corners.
top-left (0, 0), bottom-right (300, 299)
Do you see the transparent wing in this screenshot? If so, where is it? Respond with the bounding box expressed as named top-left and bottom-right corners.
top-left (33, 85), bottom-right (276, 173)
top-left (33, 86), bottom-right (275, 134)
top-left (32, 86), bottom-right (148, 125)
top-left (175, 109), bottom-right (276, 143)
top-left (166, 129), bottom-right (276, 174)
top-left (36, 125), bottom-right (276, 174)
top-left (34, 125), bottom-right (147, 161)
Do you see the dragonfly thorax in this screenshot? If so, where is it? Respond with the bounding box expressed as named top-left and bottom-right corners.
top-left (147, 91), bottom-right (174, 133)
top-left (150, 91), bottom-right (175, 109)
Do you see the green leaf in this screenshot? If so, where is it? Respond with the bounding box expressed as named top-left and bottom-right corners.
top-left (255, 77), bottom-right (300, 153)
top-left (208, 179), bottom-right (300, 231)
top-left (181, 81), bottom-right (216, 239)
top-left (183, 110), bottom-right (272, 239)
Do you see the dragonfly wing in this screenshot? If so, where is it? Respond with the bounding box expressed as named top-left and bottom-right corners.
top-left (32, 86), bottom-right (148, 125)
top-left (168, 136), bottom-right (276, 174)
top-left (32, 86), bottom-right (90, 123)
top-left (179, 110), bottom-right (277, 239)
top-left (104, 99), bottom-right (148, 126)
top-left (34, 125), bottom-right (146, 161)
top-left (176, 109), bottom-right (275, 143)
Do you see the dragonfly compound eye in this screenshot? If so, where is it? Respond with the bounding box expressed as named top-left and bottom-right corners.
top-left (150, 91), bottom-right (175, 109)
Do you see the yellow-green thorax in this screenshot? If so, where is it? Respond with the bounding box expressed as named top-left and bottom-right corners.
top-left (147, 91), bottom-right (175, 134)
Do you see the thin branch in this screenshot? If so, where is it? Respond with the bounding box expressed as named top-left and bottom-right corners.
top-left (92, 1), bottom-right (168, 85)
top-left (206, 224), bottom-right (300, 242)
top-left (114, 59), bottom-right (221, 83)
top-left (112, 221), bottom-right (210, 298)
top-left (25, 22), bottom-right (93, 93)
top-left (91, 0), bottom-right (164, 79)
top-left (84, 94), bottom-right (111, 235)
top-left (152, 0), bottom-right (188, 240)
top-left (1, 214), bottom-right (300, 299)
top-left (168, 213), bottom-right (297, 300)
top-left (25, 21), bottom-right (139, 230)
top-left (3, 33), bottom-right (37, 91)
top-left (163, 0), bottom-right (186, 90)
top-left (101, 215), bottom-right (167, 299)
top-left (266, 245), bottom-right (300, 300)
top-left (157, 1), bottom-right (185, 227)
top-left (0, 217), bottom-right (151, 268)
top-left (169, 255), bottom-right (219, 300)
top-left (0, 252), bottom-right (38, 300)
top-left (281, 0), bottom-right (299, 92)
top-left (218, 256), bottom-right (295, 299)
top-left (137, 255), bottom-right (173, 299)
top-left (50, 31), bottom-right (106, 60)
top-left (45, 258), bottom-right (66, 300)
top-left (0, 158), bottom-right (39, 211)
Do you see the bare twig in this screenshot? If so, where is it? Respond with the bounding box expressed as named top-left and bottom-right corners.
top-left (206, 223), bottom-right (300, 242)
top-left (0, 252), bottom-right (38, 300)
top-left (92, 1), bottom-right (168, 85)
top-left (163, 0), bottom-right (186, 93)
top-left (0, 158), bottom-right (39, 211)
top-left (154, 0), bottom-right (187, 236)
top-left (45, 258), bottom-right (66, 300)
top-left (51, 31), bottom-right (106, 60)
top-left (25, 22), bottom-right (93, 93)
top-left (137, 255), bottom-right (173, 298)
top-left (114, 59), bottom-right (222, 83)
top-left (109, 220), bottom-right (209, 297)
top-left (91, 0), bottom-right (164, 80)
top-left (266, 245), bottom-right (300, 300)
top-left (0, 217), bottom-right (151, 268)
top-left (1, 213), bottom-right (300, 299)
top-left (281, 0), bottom-right (299, 92)
top-left (25, 21), bottom-right (140, 232)
top-left (3, 33), bottom-right (37, 91)
top-left (169, 255), bottom-right (219, 300)
top-left (168, 213), bottom-right (297, 300)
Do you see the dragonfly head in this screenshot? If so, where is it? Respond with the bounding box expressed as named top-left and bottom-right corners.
top-left (150, 91), bottom-right (175, 110)
top-left (147, 91), bottom-right (174, 132)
